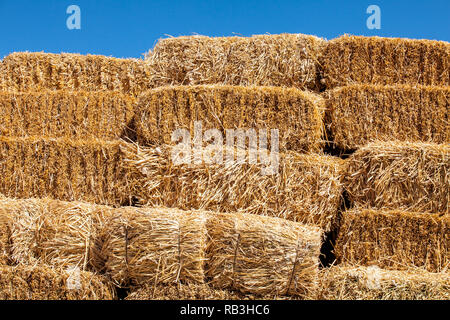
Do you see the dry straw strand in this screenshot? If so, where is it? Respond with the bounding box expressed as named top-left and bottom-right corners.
top-left (122, 143), bottom-right (344, 232)
top-left (0, 52), bottom-right (152, 96)
top-left (0, 265), bottom-right (116, 300)
top-left (0, 90), bottom-right (136, 140)
top-left (317, 265), bottom-right (450, 300)
top-left (321, 35), bottom-right (450, 88)
top-left (325, 84), bottom-right (450, 149)
top-left (135, 85), bottom-right (325, 153)
top-left (344, 141), bottom-right (449, 213)
top-left (334, 209), bottom-right (449, 272)
top-left (146, 34), bottom-right (325, 90)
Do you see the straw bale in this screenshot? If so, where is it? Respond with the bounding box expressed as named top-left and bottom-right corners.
top-left (344, 142), bottom-right (449, 213)
top-left (146, 34), bottom-right (325, 90)
top-left (0, 136), bottom-right (131, 206)
top-left (205, 212), bottom-right (322, 297)
top-left (126, 283), bottom-right (300, 300)
top-left (122, 143), bottom-right (344, 232)
top-left (0, 197), bottom-right (113, 270)
top-left (0, 205), bottom-right (10, 265)
top-left (0, 265), bottom-right (115, 300)
top-left (325, 84), bottom-right (450, 149)
top-left (0, 52), bottom-right (152, 96)
top-left (97, 207), bottom-right (207, 287)
top-left (0, 90), bottom-right (136, 140)
top-left (334, 209), bottom-right (449, 272)
top-left (135, 85), bottom-right (324, 153)
top-left (317, 265), bottom-right (450, 300)
top-left (321, 35), bottom-right (450, 88)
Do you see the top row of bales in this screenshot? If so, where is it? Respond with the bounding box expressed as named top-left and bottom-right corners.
top-left (0, 34), bottom-right (448, 94)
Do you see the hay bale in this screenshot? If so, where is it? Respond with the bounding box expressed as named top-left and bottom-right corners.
top-left (146, 34), bottom-right (325, 90)
top-left (0, 197), bottom-right (113, 270)
top-left (206, 212), bottom-right (321, 297)
top-left (0, 136), bottom-right (131, 206)
top-left (318, 265), bottom-right (450, 300)
top-left (0, 206), bottom-right (10, 265)
top-left (0, 90), bottom-right (136, 140)
top-left (135, 85), bottom-right (324, 153)
top-left (122, 143), bottom-right (344, 232)
top-left (0, 265), bottom-right (115, 300)
top-left (97, 207), bottom-right (207, 287)
top-left (334, 209), bottom-right (449, 272)
top-left (325, 84), bottom-right (450, 150)
top-left (344, 142), bottom-right (449, 213)
top-left (321, 35), bottom-right (450, 88)
top-left (0, 52), bottom-right (152, 96)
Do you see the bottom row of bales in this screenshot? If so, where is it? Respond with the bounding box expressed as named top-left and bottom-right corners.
top-left (0, 197), bottom-right (449, 300)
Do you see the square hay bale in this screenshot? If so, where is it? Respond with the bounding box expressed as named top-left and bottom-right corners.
top-left (325, 84), bottom-right (450, 150)
top-left (206, 212), bottom-right (322, 298)
top-left (0, 52), bottom-right (152, 96)
top-left (97, 207), bottom-right (207, 287)
top-left (0, 265), bottom-right (115, 300)
top-left (0, 90), bottom-right (136, 139)
top-left (321, 35), bottom-right (450, 88)
top-left (344, 142), bottom-right (449, 213)
top-left (0, 197), bottom-right (113, 270)
top-left (146, 34), bottom-right (325, 90)
top-left (0, 136), bottom-right (132, 206)
top-left (317, 265), bottom-right (450, 300)
top-left (122, 143), bottom-right (344, 232)
top-left (135, 85), bottom-right (325, 153)
top-left (334, 209), bottom-right (449, 272)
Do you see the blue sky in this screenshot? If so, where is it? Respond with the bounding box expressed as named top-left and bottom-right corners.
top-left (0, 0), bottom-right (449, 59)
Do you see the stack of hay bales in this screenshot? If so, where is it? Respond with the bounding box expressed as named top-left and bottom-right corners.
top-left (321, 35), bottom-right (450, 288)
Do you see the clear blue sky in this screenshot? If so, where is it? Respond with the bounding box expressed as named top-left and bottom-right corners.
top-left (0, 0), bottom-right (449, 59)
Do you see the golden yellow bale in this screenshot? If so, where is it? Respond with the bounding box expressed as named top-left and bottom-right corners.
top-left (97, 207), bottom-right (207, 287)
top-left (146, 34), bottom-right (325, 90)
top-left (0, 197), bottom-right (113, 270)
top-left (344, 142), bottom-right (449, 213)
top-left (334, 209), bottom-right (449, 272)
top-left (0, 136), bottom-right (131, 206)
top-left (0, 265), bottom-right (115, 300)
top-left (205, 212), bottom-right (321, 298)
top-left (0, 52), bottom-right (152, 96)
top-left (318, 265), bottom-right (450, 300)
top-left (122, 143), bottom-right (344, 232)
top-left (321, 35), bottom-right (450, 88)
top-left (0, 90), bottom-right (136, 139)
top-left (135, 85), bottom-right (324, 153)
top-left (325, 84), bottom-right (450, 149)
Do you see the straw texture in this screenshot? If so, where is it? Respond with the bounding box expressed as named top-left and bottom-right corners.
top-left (206, 212), bottom-right (321, 297)
top-left (0, 52), bottom-right (152, 96)
top-left (146, 34), bottom-right (325, 90)
top-left (344, 142), bottom-right (449, 213)
top-left (0, 265), bottom-right (115, 300)
top-left (318, 265), bottom-right (450, 300)
top-left (0, 136), bottom-right (131, 206)
top-left (325, 84), bottom-right (450, 149)
top-left (334, 209), bottom-right (449, 272)
top-left (0, 90), bottom-right (136, 139)
top-left (1, 197), bottom-right (113, 270)
top-left (135, 85), bottom-right (324, 153)
top-left (321, 35), bottom-right (450, 88)
top-left (122, 143), bottom-right (344, 232)
top-left (96, 207), bottom-right (207, 287)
